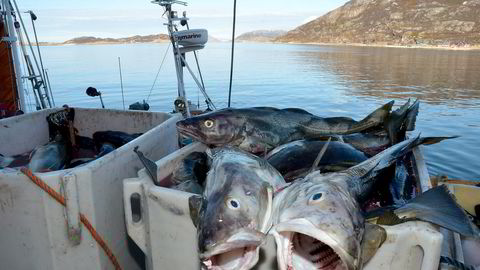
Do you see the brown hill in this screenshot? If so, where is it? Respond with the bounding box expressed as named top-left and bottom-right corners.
top-left (276, 0), bottom-right (480, 46)
top-left (63, 34), bottom-right (170, 45)
top-left (236, 30), bottom-right (287, 42)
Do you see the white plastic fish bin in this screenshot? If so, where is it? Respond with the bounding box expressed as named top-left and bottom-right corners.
top-left (0, 108), bottom-right (182, 270)
top-left (124, 143), bottom-right (444, 270)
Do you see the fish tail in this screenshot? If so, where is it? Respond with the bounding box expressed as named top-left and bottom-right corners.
top-left (349, 136), bottom-right (457, 198)
top-left (385, 99), bottom-right (420, 144)
top-left (396, 185), bottom-right (479, 237)
top-left (355, 101), bottom-right (394, 131)
top-left (380, 135), bottom-right (457, 168)
top-left (404, 99), bottom-right (420, 131)
top-left (417, 136), bottom-right (460, 145)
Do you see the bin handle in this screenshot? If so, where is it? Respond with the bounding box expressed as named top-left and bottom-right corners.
top-left (416, 224), bottom-right (443, 270)
top-left (124, 178), bottom-right (147, 253)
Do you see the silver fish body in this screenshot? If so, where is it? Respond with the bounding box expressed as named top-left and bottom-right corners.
top-left (195, 147), bottom-right (286, 270)
top-left (28, 137), bottom-right (68, 172)
top-left (177, 102), bottom-right (393, 154)
top-left (270, 136), bottom-right (455, 270)
top-left (266, 140), bottom-right (369, 181)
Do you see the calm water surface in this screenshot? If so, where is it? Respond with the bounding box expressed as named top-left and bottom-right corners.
top-left (36, 43), bottom-right (480, 180)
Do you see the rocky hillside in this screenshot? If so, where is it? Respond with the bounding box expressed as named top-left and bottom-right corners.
top-left (63, 34), bottom-right (170, 45)
top-left (276, 0), bottom-right (480, 46)
top-left (237, 30), bottom-right (287, 42)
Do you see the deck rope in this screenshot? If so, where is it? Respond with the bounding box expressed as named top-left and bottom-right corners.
top-left (20, 168), bottom-right (123, 270)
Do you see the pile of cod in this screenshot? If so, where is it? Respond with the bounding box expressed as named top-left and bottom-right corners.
top-left (0, 108), bottom-right (142, 172)
top-left (171, 100), bottom-right (477, 270)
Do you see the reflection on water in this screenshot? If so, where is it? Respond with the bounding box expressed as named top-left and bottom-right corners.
top-left (41, 43), bottom-right (480, 180)
top-left (295, 46), bottom-right (480, 108)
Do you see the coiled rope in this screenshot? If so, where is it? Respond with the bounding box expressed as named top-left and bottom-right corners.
top-left (20, 168), bottom-right (122, 270)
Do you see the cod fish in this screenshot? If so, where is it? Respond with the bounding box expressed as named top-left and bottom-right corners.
top-left (28, 134), bottom-right (69, 172)
top-left (265, 140), bottom-right (368, 181)
top-left (177, 101), bottom-right (394, 154)
top-left (269, 136), bottom-right (469, 270)
top-left (189, 147), bottom-right (285, 270)
top-left (93, 130), bottom-right (142, 148)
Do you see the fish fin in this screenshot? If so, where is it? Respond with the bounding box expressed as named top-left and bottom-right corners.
top-left (405, 99), bottom-right (420, 131)
top-left (188, 195), bottom-right (205, 228)
top-left (418, 136), bottom-right (460, 145)
top-left (349, 136), bottom-right (456, 198)
top-left (361, 223), bottom-right (387, 264)
top-left (133, 146), bottom-right (158, 184)
top-left (385, 99), bottom-right (411, 144)
top-left (357, 100), bottom-right (394, 130)
top-left (385, 99), bottom-right (421, 144)
top-left (375, 210), bottom-right (405, 225)
top-left (308, 137), bottom-right (331, 174)
top-left (282, 108), bottom-right (313, 115)
top-left (396, 185), bottom-right (478, 237)
top-left (260, 183), bottom-right (274, 233)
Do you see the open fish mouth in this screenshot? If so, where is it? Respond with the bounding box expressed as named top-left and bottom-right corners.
top-left (284, 232), bottom-right (345, 270)
top-left (272, 220), bottom-right (349, 270)
top-left (201, 245), bottom-right (258, 270)
top-left (199, 230), bottom-right (265, 270)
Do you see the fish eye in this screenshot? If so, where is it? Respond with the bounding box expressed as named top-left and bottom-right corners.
top-left (204, 119), bottom-right (214, 128)
top-left (308, 192), bottom-right (323, 204)
top-left (226, 198), bottom-right (241, 210)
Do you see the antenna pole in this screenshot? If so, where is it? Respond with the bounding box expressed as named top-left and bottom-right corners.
top-left (118, 57), bottom-right (125, 110)
top-left (227, 0), bottom-right (237, 107)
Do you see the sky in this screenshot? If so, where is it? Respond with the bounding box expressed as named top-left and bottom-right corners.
top-left (15, 0), bottom-right (349, 42)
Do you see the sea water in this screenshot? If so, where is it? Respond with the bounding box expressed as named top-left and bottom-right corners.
top-left (36, 42), bottom-right (480, 180)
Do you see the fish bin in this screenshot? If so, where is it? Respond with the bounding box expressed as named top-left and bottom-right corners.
top-left (123, 142), bottom-right (446, 270)
top-left (0, 108), bottom-right (182, 270)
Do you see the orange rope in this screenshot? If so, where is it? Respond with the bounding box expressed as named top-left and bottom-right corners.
top-left (20, 168), bottom-right (123, 270)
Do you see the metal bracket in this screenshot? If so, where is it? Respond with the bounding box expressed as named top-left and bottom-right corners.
top-left (62, 172), bottom-right (82, 246)
top-left (1, 37), bottom-right (17, 42)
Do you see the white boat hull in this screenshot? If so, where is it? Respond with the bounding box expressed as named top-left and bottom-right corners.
top-left (0, 108), bottom-right (182, 270)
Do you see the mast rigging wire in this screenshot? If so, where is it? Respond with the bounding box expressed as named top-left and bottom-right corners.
top-left (227, 0), bottom-right (237, 107)
top-left (118, 57), bottom-right (125, 110)
top-left (146, 43), bottom-right (171, 102)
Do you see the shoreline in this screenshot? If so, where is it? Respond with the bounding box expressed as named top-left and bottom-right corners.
top-left (37, 40), bottom-right (480, 51)
top-left (278, 41), bottom-right (480, 51)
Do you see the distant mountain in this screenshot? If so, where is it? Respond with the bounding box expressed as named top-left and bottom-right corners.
top-left (276, 0), bottom-right (480, 47)
top-left (63, 34), bottom-right (170, 45)
top-left (236, 30), bottom-right (287, 42)
top-left (40, 33), bottom-right (223, 45)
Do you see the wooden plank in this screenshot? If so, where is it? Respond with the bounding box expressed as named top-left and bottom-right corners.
top-left (412, 146), bottom-right (432, 192)
top-left (414, 146), bottom-right (468, 265)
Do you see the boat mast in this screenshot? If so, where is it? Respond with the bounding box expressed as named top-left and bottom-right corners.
top-left (1, 0), bottom-right (25, 113)
top-left (153, 0), bottom-right (190, 116)
top-left (152, 0), bottom-right (216, 116)
top-left (11, 0), bottom-right (52, 110)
